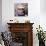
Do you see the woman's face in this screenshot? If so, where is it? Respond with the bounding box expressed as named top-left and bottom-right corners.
top-left (17, 8), bottom-right (24, 15)
top-left (16, 8), bottom-right (25, 15)
top-left (15, 4), bottom-right (25, 16)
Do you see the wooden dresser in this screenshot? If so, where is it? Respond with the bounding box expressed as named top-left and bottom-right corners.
top-left (7, 23), bottom-right (34, 46)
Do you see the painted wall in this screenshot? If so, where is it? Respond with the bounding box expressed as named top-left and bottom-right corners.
top-left (2, 0), bottom-right (46, 46)
top-left (0, 0), bottom-right (2, 32)
top-left (40, 0), bottom-right (46, 13)
top-left (2, 0), bottom-right (40, 31)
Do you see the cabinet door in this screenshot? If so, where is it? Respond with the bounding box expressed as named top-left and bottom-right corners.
top-left (11, 32), bottom-right (28, 46)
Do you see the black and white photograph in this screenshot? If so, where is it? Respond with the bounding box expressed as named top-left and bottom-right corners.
top-left (14, 3), bottom-right (28, 16)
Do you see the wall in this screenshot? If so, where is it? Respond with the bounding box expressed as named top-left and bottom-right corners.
top-left (0, 0), bottom-right (2, 32)
top-left (40, 0), bottom-right (46, 32)
top-left (2, 0), bottom-right (40, 31)
top-left (40, 0), bottom-right (46, 13)
top-left (2, 0), bottom-right (46, 46)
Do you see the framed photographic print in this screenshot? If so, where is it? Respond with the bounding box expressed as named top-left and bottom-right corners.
top-left (14, 3), bottom-right (28, 16)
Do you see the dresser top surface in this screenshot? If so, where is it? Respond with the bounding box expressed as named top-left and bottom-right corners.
top-left (7, 23), bottom-right (34, 25)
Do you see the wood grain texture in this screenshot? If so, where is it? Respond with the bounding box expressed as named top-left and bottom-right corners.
top-left (7, 23), bottom-right (34, 46)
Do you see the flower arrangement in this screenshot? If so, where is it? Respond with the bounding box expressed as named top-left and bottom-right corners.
top-left (36, 25), bottom-right (45, 42)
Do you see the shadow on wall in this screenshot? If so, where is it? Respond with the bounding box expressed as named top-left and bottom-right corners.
top-left (40, 0), bottom-right (46, 13)
top-left (0, 0), bottom-right (2, 32)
